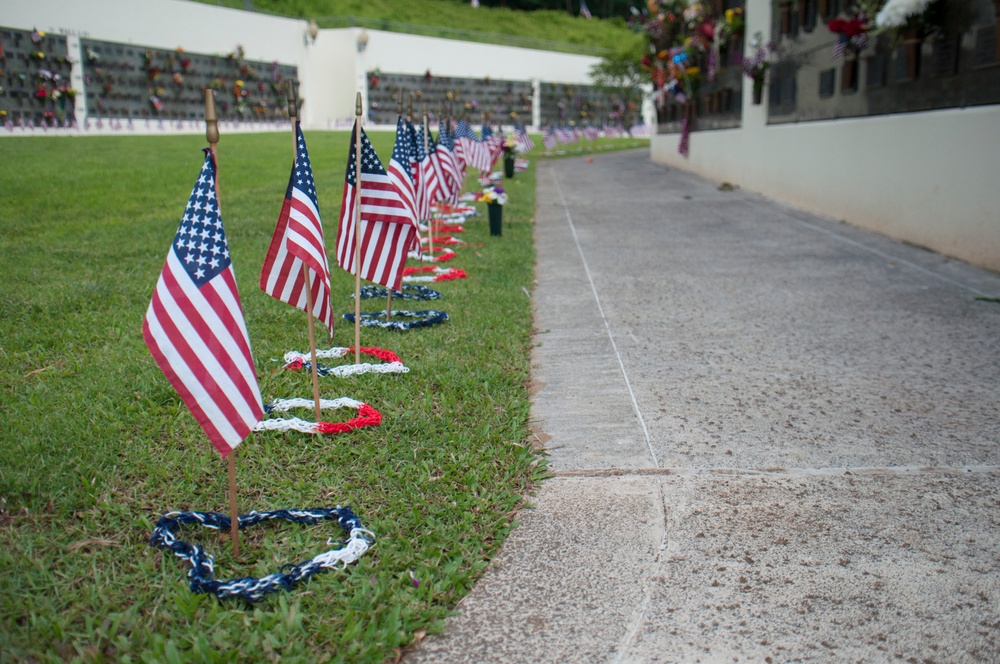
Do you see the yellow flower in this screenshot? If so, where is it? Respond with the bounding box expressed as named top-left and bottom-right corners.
top-left (686, 67), bottom-right (700, 77)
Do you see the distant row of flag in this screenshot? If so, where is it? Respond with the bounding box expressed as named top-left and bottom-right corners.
top-left (144, 113), bottom-right (524, 456)
top-left (540, 124), bottom-right (649, 151)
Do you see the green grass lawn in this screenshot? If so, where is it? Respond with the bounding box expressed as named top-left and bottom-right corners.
top-left (193, 0), bottom-right (643, 55)
top-left (0, 130), bottom-right (643, 662)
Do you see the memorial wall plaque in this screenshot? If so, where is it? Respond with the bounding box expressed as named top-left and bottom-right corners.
top-left (973, 25), bottom-right (997, 67)
top-left (819, 68), bottom-right (836, 97)
top-left (767, 0), bottom-right (1000, 124)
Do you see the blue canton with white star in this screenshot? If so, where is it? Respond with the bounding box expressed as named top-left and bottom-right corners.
top-left (393, 117), bottom-right (416, 183)
top-left (289, 123), bottom-right (320, 209)
top-left (438, 121), bottom-right (454, 151)
top-left (346, 126), bottom-right (388, 186)
top-left (410, 122), bottom-right (427, 162)
top-left (172, 151), bottom-right (230, 287)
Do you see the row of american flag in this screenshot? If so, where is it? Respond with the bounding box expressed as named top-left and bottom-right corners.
top-left (540, 124), bottom-right (650, 151)
top-left (143, 115), bottom-right (531, 457)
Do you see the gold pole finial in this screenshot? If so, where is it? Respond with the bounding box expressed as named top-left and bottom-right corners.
top-left (287, 81), bottom-right (299, 121)
top-left (355, 91), bottom-right (363, 117)
top-left (204, 89), bottom-right (219, 145)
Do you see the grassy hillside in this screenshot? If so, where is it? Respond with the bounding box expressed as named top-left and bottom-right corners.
top-left (190, 0), bottom-right (643, 55)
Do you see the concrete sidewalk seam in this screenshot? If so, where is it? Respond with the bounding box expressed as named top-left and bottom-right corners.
top-left (550, 464), bottom-right (1000, 478)
top-left (551, 167), bottom-right (658, 468)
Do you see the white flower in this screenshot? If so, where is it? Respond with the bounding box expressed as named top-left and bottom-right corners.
top-left (875, 0), bottom-right (933, 29)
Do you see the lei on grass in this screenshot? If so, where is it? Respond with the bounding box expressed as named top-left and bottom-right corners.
top-left (407, 246), bottom-right (456, 262)
top-left (420, 235), bottom-right (464, 246)
top-left (343, 309), bottom-right (448, 331)
top-left (356, 285), bottom-right (442, 301)
top-left (150, 507), bottom-right (374, 602)
top-left (253, 397), bottom-right (381, 434)
top-left (282, 346), bottom-right (409, 378)
top-left (401, 266), bottom-right (468, 282)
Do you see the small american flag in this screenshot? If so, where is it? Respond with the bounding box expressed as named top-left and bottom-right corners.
top-left (514, 121), bottom-right (535, 153)
top-left (480, 125), bottom-right (503, 171)
top-left (143, 150), bottom-right (264, 456)
top-left (407, 119), bottom-right (429, 220)
top-left (542, 127), bottom-right (557, 151)
top-left (336, 122), bottom-right (420, 290)
top-left (418, 124), bottom-right (446, 207)
top-left (435, 121), bottom-right (461, 203)
top-left (260, 123), bottom-right (335, 336)
top-left (389, 115), bottom-right (421, 251)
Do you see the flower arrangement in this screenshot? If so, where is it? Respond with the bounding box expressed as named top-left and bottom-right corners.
top-left (827, 16), bottom-right (872, 57)
top-left (724, 8), bottom-right (745, 36)
top-left (477, 186), bottom-right (508, 206)
top-left (827, 0), bottom-right (880, 57)
top-left (741, 41), bottom-right (779, 104)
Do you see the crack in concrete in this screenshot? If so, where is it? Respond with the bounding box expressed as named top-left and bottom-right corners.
top-left (551, 464), bottom-right (1000, 478)
top-left (550, 168), bottom-right (658, 469)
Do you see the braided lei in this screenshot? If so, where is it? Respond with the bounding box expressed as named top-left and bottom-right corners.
top-left (253, 397), bottom-right (381, 434)
top-left (420, 235), bottom-right (463, 246)
top-left (408, 246), bottom-right (455, 262)
top-left (356, 285), bottom-right (442, 301)
top-left (343, 309), bottom-right (448, 331)
top-left (402, 266), bottom-right (467, 282)
top-left (149, 507), bottom-right (374, 602)
top-left (282, 346), bottom-right (409, 377)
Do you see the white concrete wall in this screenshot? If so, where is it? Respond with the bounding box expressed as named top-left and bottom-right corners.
top-left (2, 1), bottom-right (601, 131)
top-left (649, 0), bottom-right (1000, 272)
top-left (360, 29), bottom-right (599, 83)
top-left (2, 0), bottom-right (307, 64)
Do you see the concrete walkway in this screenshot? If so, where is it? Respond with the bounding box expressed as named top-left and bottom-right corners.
top-left (408, 150), bottom-right (1000, 662)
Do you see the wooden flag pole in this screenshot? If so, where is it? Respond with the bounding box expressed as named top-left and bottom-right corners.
top-left (205, 88), bottom-right (240, 558)
top-left (386, 88), bottom-right (404, 323)
top-left (422, 105), bottom-right (434, 261)
top-left (353, 92), bottom-right (363, 365)
top-left (288, 83), bottom-right (322, 423)
top-left (228, 452), bottom-right (239, 557)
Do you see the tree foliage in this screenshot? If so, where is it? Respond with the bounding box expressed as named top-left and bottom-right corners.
top-left (589, 40), bottom-right (648, 128)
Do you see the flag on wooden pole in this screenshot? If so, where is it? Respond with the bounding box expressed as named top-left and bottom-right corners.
top-left (514, 121), bottom-right (536, 153)
top-left (259, 123), bottom-right (335, 336)
top-left (389, 115), bottom-right (421, 251)
top-left (415, 124), bottom-right (445, 214)
top-left (335, 122), bottom-right (419, 290)
top-left (143, 150), bottom-right (264, 457)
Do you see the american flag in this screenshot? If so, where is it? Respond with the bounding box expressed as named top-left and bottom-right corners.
top-left (435, 121), bottom-right (461, 203)
top-left (514, 121), bottom-right (535, 153)
top-left (143, 150), bottom-right (264, 456)
top-left (457, 119), bottom-right (487, 173)
top-left (418, 124), bottom-right (447, 207)
top-left (454, 118), bottom-right (476, 167)
top-left (407, 119), bottom-right (429, 220)
top-left (336, 122), bottom-right (420, 290)
top-left (444, 119), bottom-right (468, 189)
top-left (542, 127), bottom-right (557, 151)
top-left (389, 115), bottom-right (421, 251)
top-left (481, 125), bottom-right (503, 171)
top-left (259, 123), bottom-right (335, 336)
top-left (580, 0), bottom-right (592, 18)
